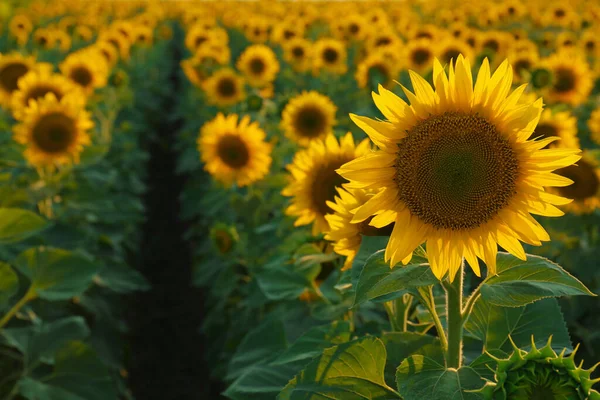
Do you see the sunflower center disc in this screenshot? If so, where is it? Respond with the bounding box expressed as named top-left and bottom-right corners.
top-left (0, 63), bottom-right (29, 92)
top-left (553, 67), bottom-right (576, 93)
top-left (312, 158), bottom-right (349, 216)
top-left (292, 46), bottom-right (304, 58)
top-left (25, 86), bottom-right (62, 106)
top-left (295, 106), bottom-right (327, 138)
top-left (412, 49), bottom-right (431, 66)
top-left (323, 48), bottom-right (339, 63)
top-left (32, 112), bottom-right (76, 153)
top-left (216, 77), bottom-right (236, 97)
top-left (556, 159), bottom-right (599, 200)
top-left (395, 112), bottom-right (519, 230)
top-left (442, 49), bottom-right (461, 64)
top-left (217, 134), bottom-right (250, 169)
top-left (70, 66), bottom-right (93, 87)
top-left (249, 58), bottom-right (265, 75)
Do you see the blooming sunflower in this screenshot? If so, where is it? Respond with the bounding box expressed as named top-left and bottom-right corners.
top-left (552, 151), bottom-right (600, 214)
top-left (355, 50), bottom-right (399, 90)
top-left (201, 68), bottom-right (246, 107)
top-left (13, 93), bottom-right (93, 168)
top-left (0, 53), bottom-right (50, 108)
top-left (11, 69), bottom-right (82, 120)
top-left (9, 14), bottom-right (32, 46)
top-left (404, 39), bottom-right (435, 75)
top-left (282, 133), bottom-right (370, 235)
top-left (325, 187), bottom-right (393, 270)
top-left (94, 41), bottom-right (120, 68)
top-left (533, 109), bottom-right (579, 150)
top-left (588, 108), bottom-right (600, 145)
top-left (198, 113), bottom-right (272, 188)
top-left (60, 49), bottom-right (109, 95)
top-left (312, 38), bottom-right (348, 75)
top-left (236, 44), bottom-right (280, 88)
top-left (97, 30), bottom-right (131, 61)
top-left (540, 51), bottom-right (593, 106)
top-left (181, 47), bottom-right (228, 88)
top-left (33, 28), bottom-right (55, 49)
top-left (337, 55), bottom-right (581, 280)
top-left (283, 38), bottom-right (313, 73)
top-left (74, 25), bottom-right (94, 42)
top-left (507, 49), bottom-right (538, 84)
top-left (344, 14), bottom-right (369, 42)
top-left (281, 91), bottom-right (337, 146)
top-left (435, 38), bottom-right (474, 66)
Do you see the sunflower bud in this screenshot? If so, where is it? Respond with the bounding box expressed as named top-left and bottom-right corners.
top-left (478, 336), bottom-right (600, 400)
top-left (210, 223), bottom-right (239, 254)
top-left (246, 94), bottom-right (263, 111)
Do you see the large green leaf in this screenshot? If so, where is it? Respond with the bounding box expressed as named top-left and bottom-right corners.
top-left (0, 261), bottom-right (18, 308)
top-left (480, 252), bottom-right (594, 307)
top-left (2, 317), bottom-right (90, 368)
top-left (278, 336), bottom-right (400, 400)
top-left (225, 363), bottom-right (303, 400)
top-left (353, 249), bottom-right (435, 306)
top-left (465, 297), bottom-right (571, 353)
top-left (256, 267), bottom-right (312, 301)
top-left (13, 247), bottom-right (99, 301)
top-left (0, 208), bottom-right (48, 244)
top-left (95, 262), bottom-right (150, 293)
top-left (272, 321), bottom-right (351, 366)
top-left (227, 318), bottom-right (287, 381)
top-left (382, 332), bottom-right (443, 385)
top-left (17, 377), bottom-right (84, 400)
top-left (396, 355), bottom-right (484, 400)
top-left (351, 236), bottom-right (388, 288)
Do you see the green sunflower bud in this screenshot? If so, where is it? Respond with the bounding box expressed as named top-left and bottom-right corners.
top-left (210, 223), bottom-right (239, 255)
top-left (478, 336), bottom-right (600, 400)
top-left (110, 69), bottom-right (129, 87)
top-left (531, 68), bottom-right (554, 90)
top-left (246, 94), bottom-right (263, 111)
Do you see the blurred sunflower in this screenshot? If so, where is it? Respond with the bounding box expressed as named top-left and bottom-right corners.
top-left (588, 109), bottom-right (600, 145)
top-left (0, 53), bottom-right (49, 108)
top-left (344, 14), bottom-right (369, 42)
top-left (9, 14), bottom-right (32, 45)
top-left (32, 28), bottom-right (54, 49)
top-left (60, 50), bottom-right (109, 95)
top-left (134, 25), bottom-right (154, 47)
top-left (366, 29), bottom-right (403, 53)
top-left (198, 113), bottom-right (272, 188)
top-left (478, 30), bottom-right (512, 62)
top-left (435, 38), bottom-right (474, 66)
top-left (94, 41), bottom-right (120, 68)
top-left (553, 152), bottom-right (600, 214)
top-left (580, 30), bottom-right (600, 58)
top-left (355, 50), bottom-right (399, 89)
top-left (181, 47), bottom-right (228, 88)
top-left (312, 38), bottom-right (348, 75)
top-left (282, 133), bottom-right (370, 235)
top-left (53, 29), bottom-right (72, 52)
top-left (270, 19), bottom-right (304, 45)
top-left (281, 91), bottom-right (337, 146)
top-left (185, 24), bottom-right (224, 53)
top-left (508, 50), bottom-right (538, 84)
top-left (404, 39), bottom-right (435, 75)
top-left (541, 51), bottom-right (593, 106)
top-left (98, 30), bottom-right (131, 61)
top-left (283, 38), bottom-right (312, 73)
top-left (236, 44), bottom-right (280, 88)
top-left (13, 93), bottom-right (93, 168)
top-left (11, 69), bottom-right (82, 120)
top-left (338, 55), bottom-right (581, 280)
top-left (325, 187), bottom-right (393, 270)
top-left (73, 25), bottom-right (94, 42)
top-left (533, 109), bottom-right (579, 150)
top-left (556, 31), bottom-right (577, 49)
top-left (202, 68), bottom-right (245, 107)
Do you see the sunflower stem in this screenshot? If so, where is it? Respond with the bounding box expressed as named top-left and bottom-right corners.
top-left (0, 289), bottom-right (36, 329)
top-left (445, 261), bottom-right (464, 369)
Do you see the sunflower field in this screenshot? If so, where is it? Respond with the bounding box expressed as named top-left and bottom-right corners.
top-left (1, 0), bottom-right (600, 399)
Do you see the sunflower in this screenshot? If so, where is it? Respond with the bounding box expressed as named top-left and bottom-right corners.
top-left (94, 41), bottom-right (120, 68)
top-left (0, 53), bottom-right (50, 108)
top-left (540, 51), bottom-right (593, 106)
top-left (325, 187), bottom-right (393, 270)
top-left (185, 24), bottom-right (226, 53)
top-left (134, 25), bottom-right (153, 47)
top-left (588, 108), bottom-right (600, 145)
top-left (552, 152), bottom-right (600, 214)
top-left (11, 69), bottom-right (82, 120)
top-left (404, 39), bottom-right (435, 75)
top-left (60, 50), bottom-right (109, 95)
top-left (73, 25), bottom-right (94, 42)
top-left (33, 28), bottom-right (55, 49)
top-left (281, 91), bottom-right (337, 145)
top-left (270, 19), bottom-right (305, 45)
top-left (542, 3), bottom-right (580, 29)
top-left (580, 30), bottom-right (600, 58)
top-left (282, 133), bottom-right (370, 235)
top-left (344, 14), bottom-right (369, 42)
top-left (181, 47), bottom-right (228, 88)
top-left (98, 30), bottom-right (131, 61)
top-left (507, 49), bottom-right (538, 84)
top-left (201, 68), bottom-right (246, 107)
top-left (312, 38), bottom-right (348, 75)
top-left (236, 44), bottom-right (280, 88)
top-left (283, 38), bottom-right (312, 73)
top-left (53, 29), bottom-right (72, 52)
top-left (407, 24), bottom-right (439, 41)
top-left (366, 30), bottom-right (403, 54)
top-left (478, 30), bottom-right (513, 62)
top-left (9, 14), bottom-right (32, 45)
top-left (198, 113), bottom-right (272, 188)
top-left (13, 93), bottom-right (93, 168)
top-left (337, 55), bottom-right (581, 280)
top-left (435, 38), bottom-right (474, 66)
top-left (532, 109), bottom-right (579, 150)
top-left (556, 31), bottom-right (577, 49)
top-left (355, 50), bottom-right (400, 90)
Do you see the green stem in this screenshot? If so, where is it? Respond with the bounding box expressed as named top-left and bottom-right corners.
top-left (424, 286), bottom-right (447, 353)
top-left (383, 301), bottom-right (399, 331)
top-left (444, 262), bottom-right (464, 369)
top-left (0, 289), bottom-right (36, 329)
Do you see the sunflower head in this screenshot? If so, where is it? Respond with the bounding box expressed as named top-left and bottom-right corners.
top-left (356, 50), bottom-right (399, 90)
top-left (553, 151), bottom-right (600, 215)
top-left (281, 91), bottom-right (337, 146)
top-left (236, 44), bottom-right (280, 88)
top-left (282, 132), bottom-right (370, 235)
top-left (0, 53), bottom-right (50, 107)
top-left (59, 49), bottom-right (109, 95)
top-left (201, 68), bottom-right (246, 107)
top-left (312, 38), bottom-right (348, 75)
top-left (478, 336), bottom-right (600, 400)
top-left (198, 113), bottom-right (272, 188)
top-left (338, 55), bottom-right (581, 280)
top-left (210, 223), bottom-right (239, 254)
top-left (283, 38), bottom-right (312, 73)
top-left (13, 93), bottom-right (93, 168)
top-left (404, 38), bottom-right (436, 74)
top-left (587, 109), bottom-right (600, 146)
top-left (540, 51), bottom-right (593, 106)
top-left (533, 109), bottom-right (579, 150)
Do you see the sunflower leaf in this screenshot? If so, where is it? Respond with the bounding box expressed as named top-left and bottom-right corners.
top-left (353, 249), bottom-right (435, 307)
top-left (480, 252), bottom-right (594, 307)
top-left (396, 355), bottom-right (485, 400)
top-left (278, 336), bottom-right (400, 400)
top-left (0, 208), bottom-right (49, 244)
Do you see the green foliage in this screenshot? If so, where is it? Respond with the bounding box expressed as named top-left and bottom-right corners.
top-left (0, 208), bottom-right (48, 244)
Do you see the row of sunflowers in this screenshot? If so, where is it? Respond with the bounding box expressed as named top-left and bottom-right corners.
top-left (2, 0), bottom-right (600, 399)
